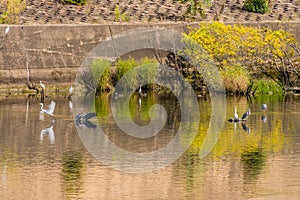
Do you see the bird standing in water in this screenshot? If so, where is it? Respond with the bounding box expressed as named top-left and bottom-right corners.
top-left (234, 106), bottom-right (238, 120)
top-left (241, 108), bottom-right (251, 120)
top-left (228, 107), bottom-right (251, 122)
top-left (40, 80), bottom-right (45, 90)
top-left (262, 104), bottom-right (267, 110)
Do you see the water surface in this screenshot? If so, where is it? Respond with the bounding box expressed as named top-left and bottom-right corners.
top-left (0, 93), bottom-right (299, 199)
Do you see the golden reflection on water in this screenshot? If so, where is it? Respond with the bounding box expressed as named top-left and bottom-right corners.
top-left (0, 94), bottom-right (299, 199)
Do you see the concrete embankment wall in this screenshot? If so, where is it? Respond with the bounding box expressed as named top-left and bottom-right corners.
top-left (0, 22), bottom-right (300, 85)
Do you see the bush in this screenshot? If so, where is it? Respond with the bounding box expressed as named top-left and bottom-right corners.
top-left (138, 57), bottom-right (158, 85)
top-left (184, 22), bottom-right (300, 88)
top-left (90, 58), bottom-right (111, 92)
top-left (0, 0), bottom-right (26, 24)
top-left (114, 5), bottom-right (130, 22)
top-left (243, 0), bottom-right (269, 14)
top-left (221, 65), bottom-right (249, 94)
top-left (249, 79), bottom-right (285, 95)
top-left (116, 58), bottom-right (138, 90)
top-left (60, 0), bottom-right (87, 6)
top-left (176, 0), bottom-right (209, 17)
top-left (115, 57), bottom-right (158, 91)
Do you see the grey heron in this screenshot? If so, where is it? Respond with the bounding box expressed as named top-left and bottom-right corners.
top-left (241, 108), bottom-right (251, 120)
top-left (40, 101), bottom-right (56, 121)
top-left (75, 112), bottom-right (97, 128)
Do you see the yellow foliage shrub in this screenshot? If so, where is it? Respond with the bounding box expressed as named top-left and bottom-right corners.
top-left (184, 22), bottom-right (300, 88)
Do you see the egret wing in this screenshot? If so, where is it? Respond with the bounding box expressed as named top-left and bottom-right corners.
top-left (46, 101), bottom-right (56, 115)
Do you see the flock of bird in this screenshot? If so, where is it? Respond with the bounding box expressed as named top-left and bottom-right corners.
top-left (228, 103), bottom-right (267, 122)
top-left (38, 81), bottom-right (98, 144)
top-left (228, 103), bottom-right (268, 134)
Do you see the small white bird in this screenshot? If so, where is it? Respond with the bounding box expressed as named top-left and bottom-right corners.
top-left (4, 27), bottom-right (9, 35)
top-left (69, 85), bottom-right (73, 95)
top-left (40, 80), bottom-right (45, 90)
top-left (139, 85), bottom-right (142, 94)
top-left (40, 101), bottom-right (56, 117)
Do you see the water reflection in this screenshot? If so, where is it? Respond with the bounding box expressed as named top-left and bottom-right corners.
top-left (40, 125), bottom-right (55, 144)
top-left (75, 113), bottom-right (97, 129)
top-left (61, 151), bottom-right (85, 198)
top-left (241, 123), bottom-right (250, 134)
top-left (241, 147), bottom-right (266, 181)
top-left (0, 94), bottom-right (299, 199)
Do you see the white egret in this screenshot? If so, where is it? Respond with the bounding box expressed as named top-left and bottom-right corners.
top-left (40, 101), bottom-right (56, 121)
top-left (241, 123), bottom-right (250, 134)
top-left (40, 80), bottom-right (45, 90)
top-left (234, 106), bottom-right (238, 120)
top-left (69, 85), bottom-right (73, 95)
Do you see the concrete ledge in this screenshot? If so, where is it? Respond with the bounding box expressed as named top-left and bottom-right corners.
top-left (0, 22), bottom-right (300, 85)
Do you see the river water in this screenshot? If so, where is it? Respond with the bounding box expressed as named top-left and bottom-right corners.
top-left (0, 92), bottom-right (299, 199)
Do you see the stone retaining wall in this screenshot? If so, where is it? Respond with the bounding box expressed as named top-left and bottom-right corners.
top-left (0, 22), bottom-right (299, 84)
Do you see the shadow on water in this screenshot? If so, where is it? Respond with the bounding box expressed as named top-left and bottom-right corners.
top-left (61, 151), bottom-right (85, 199)
top-left (241, 146), bottom-right (266, 181)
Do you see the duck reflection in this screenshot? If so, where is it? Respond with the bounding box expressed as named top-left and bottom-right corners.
top-left (40, 125), bottom-right (55, 144)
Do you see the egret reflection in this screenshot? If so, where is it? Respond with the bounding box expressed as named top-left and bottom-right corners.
top-left (40, 125), bottom-right (55, 144)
